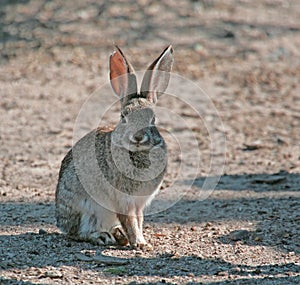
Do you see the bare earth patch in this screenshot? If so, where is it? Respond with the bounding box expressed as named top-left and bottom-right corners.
top-left (0, 0), bottom-right (299, 284)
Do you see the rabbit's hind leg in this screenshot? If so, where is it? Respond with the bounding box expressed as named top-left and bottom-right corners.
top-left (78, 213), bottom-right (117, 245)
top-left (111, 225), bottom-right (129, 246)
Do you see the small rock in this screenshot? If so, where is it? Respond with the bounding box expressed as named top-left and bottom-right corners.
top-left (276, 137), bottom-right (287, 145)
top-left (203, 222), bottom-right (212, 229)
top-left (216, 270), bottom-right (228, 276)
top-left (229, 230), bottom-right (251, 241)
top-left (253, 175), bottom-right (286, 185)
top-left (242, 143), bottom-right (262, 151)
top-left (38, 228), bottom-right (47, 235)
top-left (43, 270), bottom-right (63, 278)
top-left (93, 254), bottom-right (129, 265)
top-left (28, 249), bottom-right (40, 255)
top-left (229, 267), bottom-right (241, 274)
top-left (223, 30), bottom-right (235, 38)
top-left (254, 235), bottom-right (263, 242)
top-left (48, 128), bottom-right (62, 135)
top-left (74, 253), bottom-right (93, 262)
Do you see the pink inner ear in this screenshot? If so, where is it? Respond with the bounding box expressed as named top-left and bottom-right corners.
top-left (110, 50), bottom-right (128, 95)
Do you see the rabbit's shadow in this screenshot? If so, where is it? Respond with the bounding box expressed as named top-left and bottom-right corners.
top-left (148, 171), bottom-right (300, 255)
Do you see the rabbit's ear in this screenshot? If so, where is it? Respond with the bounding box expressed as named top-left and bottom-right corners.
top-left (110, 46), bottom-right (137, 106)
top-left (140, 45), bottom-right (174, 104)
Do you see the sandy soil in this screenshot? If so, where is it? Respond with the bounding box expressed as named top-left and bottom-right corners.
top-left (0, 0), bottom-right (300, 284)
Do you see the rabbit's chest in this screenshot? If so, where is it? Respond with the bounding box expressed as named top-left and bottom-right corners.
top-left (114, 151), bottom-right (166, 193)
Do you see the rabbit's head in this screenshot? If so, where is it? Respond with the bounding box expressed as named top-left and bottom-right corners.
top-left (110, 46), bottom-right (174, 152)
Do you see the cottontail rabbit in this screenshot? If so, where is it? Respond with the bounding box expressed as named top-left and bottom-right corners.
top-left (55, 46), bottom-right (174, 249)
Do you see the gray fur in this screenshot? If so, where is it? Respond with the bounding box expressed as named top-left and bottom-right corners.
top-left (55, 46), bottom-right (173, 249)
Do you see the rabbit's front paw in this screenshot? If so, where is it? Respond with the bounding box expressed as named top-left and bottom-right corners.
top-left (132, 242), bottom-right (153, 251)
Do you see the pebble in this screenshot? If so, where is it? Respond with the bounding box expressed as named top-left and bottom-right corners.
top-left (229, 230), bottom-right (251, 241)
top-left (43, 270), bottom-right (63, 278)
top-left (74, 253), bottom-right (93, 262)
top-left (254, 235), bottom-right (263, 242)
top-left (216, 270), bottom-right (228, 276)
top-left (229, 267), bottom-right (241, 274)
top-left (38, 228), bottom-right (47, 235)
top-left (253, 175), bottom-right (286, 184)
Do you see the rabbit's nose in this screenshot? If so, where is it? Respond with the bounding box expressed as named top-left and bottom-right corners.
top-left (130, 130), bottom-right (148, 144)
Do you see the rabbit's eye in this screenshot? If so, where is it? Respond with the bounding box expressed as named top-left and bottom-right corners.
top-left (120, 114), bottom-right (127, 123)
top-left (150, 117), bottom-right (155, 125)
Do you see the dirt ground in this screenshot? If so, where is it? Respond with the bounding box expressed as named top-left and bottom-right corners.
top-left (1, 0), bottom-right (300, 284)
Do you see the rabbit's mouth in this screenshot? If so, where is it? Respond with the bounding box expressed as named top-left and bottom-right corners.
top-left (129, 141), bottom-right (153, 151)
top-left (128, 142), bottom-right (163, 153)
top-left (129, 130), bottom-right (150, 150)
